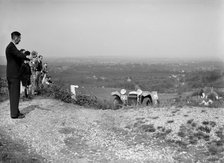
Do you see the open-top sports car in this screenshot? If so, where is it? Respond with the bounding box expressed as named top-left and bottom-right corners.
top-left (111, 89), bottom-right (159, 109)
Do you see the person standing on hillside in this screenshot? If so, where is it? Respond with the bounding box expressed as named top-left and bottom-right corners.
top-left (41, 63), bottom-right (48, 85)
top-left (30, 51), bottom-right (38, 95)
top-left (34, 55), bottom-right (43, 94)
top-left (19, 51), bottom-right (32, 99)
top-left (5, 31), bottom-right (30, 119)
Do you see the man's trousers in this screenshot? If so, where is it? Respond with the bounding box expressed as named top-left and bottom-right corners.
top-left (7, 78), bottom-right (20, 118)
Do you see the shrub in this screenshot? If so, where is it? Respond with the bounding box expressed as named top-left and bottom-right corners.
top-left (140, 124), bottom-right (156, 132)
top-left (40, 83), bottom-right (72, 103)
top-left (197, 126), bottom-right (211, 133)
top-left (39, 81), bottom-right (113, 109)
top-left (0, 77), bottom-right (8, 102)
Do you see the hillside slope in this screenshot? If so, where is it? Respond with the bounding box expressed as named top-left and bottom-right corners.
top-left (1, 98), bottom-right (224, 162)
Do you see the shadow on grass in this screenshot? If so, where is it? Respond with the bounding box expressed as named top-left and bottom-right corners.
top-left (0, 130), bottom-right (45, 163)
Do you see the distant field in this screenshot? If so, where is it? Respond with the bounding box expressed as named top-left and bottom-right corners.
top-left (0, 65), bottom-right (6, 77)
top-left (48, 60), bottom-right (224, 93)
top-left (0, 60), bottom-right (223, 104)
top-left (0, 56), bottom-right (6, 65)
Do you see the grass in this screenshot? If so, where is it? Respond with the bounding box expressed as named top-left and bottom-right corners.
top-left (0, 130), bottom-right (44, 162)
top-left (128, 112), bottom-right (224, 162)
top-left (1, 75), bottom-right (224, 110)
top-left (0, 61), bottom-right (224, 162)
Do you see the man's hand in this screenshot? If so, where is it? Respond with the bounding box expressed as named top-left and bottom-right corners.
top-left (26, 55), bottom-right (31, 60)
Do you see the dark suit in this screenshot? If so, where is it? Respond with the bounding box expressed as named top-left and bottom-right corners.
top-left (5, 42), bottom-right (29, 118)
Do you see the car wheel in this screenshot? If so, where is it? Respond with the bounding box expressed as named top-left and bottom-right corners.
top-left (113, 98), bottom-right (122, 110)
top-left (142, 97), bottom-right (152, 106)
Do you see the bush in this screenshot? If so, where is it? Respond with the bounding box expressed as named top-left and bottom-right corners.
top-left (40, 83), bottom-right (72, 103)
top-left (39, 81), bottom-right (112, 110)
top-left (0, 78), bottom-right (8, 102)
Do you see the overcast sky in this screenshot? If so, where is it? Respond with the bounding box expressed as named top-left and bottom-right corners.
top-left (0, 0), bottom-right (223, 60)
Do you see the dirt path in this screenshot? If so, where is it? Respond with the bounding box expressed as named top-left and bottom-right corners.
top-left (0, 98), bottom-right (177, 163)
top-left (1, 98), bottom-right (224, 162)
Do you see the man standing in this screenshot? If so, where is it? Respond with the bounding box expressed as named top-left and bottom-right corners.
top-left (5, 31), bottom-right (30, 119)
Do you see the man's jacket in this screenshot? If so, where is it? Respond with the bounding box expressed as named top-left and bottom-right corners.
top-left (5, 42), bottom-right (29, 78)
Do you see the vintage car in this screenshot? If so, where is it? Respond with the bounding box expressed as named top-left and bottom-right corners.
top-left (111, 89), bottom-right (159, 109)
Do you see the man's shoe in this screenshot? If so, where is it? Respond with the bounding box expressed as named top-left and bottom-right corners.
top-left (11, 113), bottom-right (25, 119)
top-left (23, 98), bottom-right (29, 101)
top-left (28, 96), bottom-right (33, 100)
